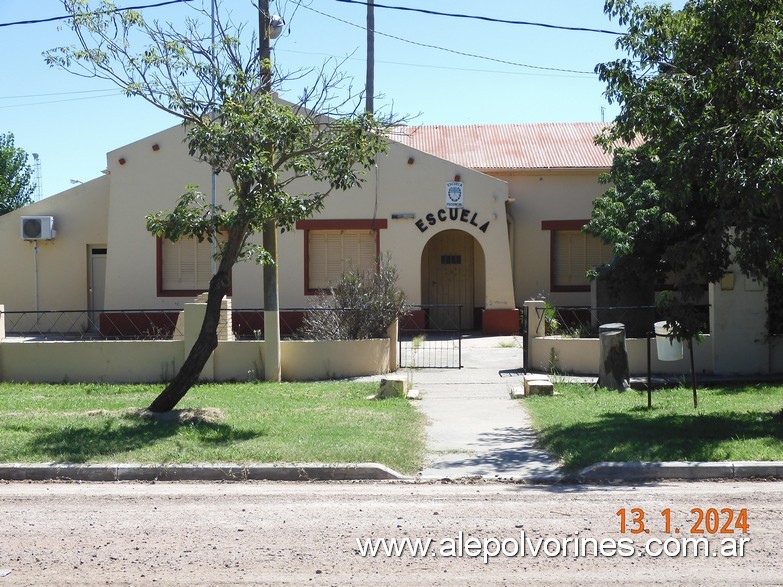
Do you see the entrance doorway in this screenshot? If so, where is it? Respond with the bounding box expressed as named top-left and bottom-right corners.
top-left (421, 229), bottom-right (484, 330)
top-left (88, 246), bottom-right (107, 331)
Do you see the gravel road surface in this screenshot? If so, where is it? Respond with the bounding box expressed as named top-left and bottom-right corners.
top-left (1, 480), bottom-right (781, 585)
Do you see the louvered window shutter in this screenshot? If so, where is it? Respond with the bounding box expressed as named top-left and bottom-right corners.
top-left (553, 230), bottom-right (611, 288)
top-left (161, 237), bottom-right (214, 291)
top-left (308, 229), bottom-right (377, 289)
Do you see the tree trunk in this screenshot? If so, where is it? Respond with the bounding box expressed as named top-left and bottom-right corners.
top-left (598, 323), bottom-right (631, 391)
top-left (147, 229), bottom-right (244, 413)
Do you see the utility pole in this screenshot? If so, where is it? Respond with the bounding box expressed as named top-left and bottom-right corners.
top-left (210, 0), bottom-right (218, 277)
top-left (259, 0), bottom-right (282, 382)
top-left (366, 0), bottom-right (374, 113)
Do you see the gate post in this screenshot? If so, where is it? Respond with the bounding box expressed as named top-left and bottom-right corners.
top-left (523, 300), bottom-right (546, 371)
top-left (387, 318), bottom-right (399, 371)
top-left (521, 305), bottom-right (529, 373)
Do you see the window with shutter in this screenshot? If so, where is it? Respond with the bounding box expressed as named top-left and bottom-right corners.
top-left (296, 219), bottom-right (388, 295)
top-left (307, 229), bottom-right (378, 290)
top-left (156, 236), bottom-right (229, 296)
top-left (552, 229), bottom-right (611, 291)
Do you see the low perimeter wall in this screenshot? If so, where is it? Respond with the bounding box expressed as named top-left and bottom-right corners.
top-left (0, 338), bottom-right (391, 384)
top-left (528, 334), bottom-right (714, 376)
top-left (0, 303), bottom-right (394, 384)
top-left (524, 300), bottom-right (715, 376)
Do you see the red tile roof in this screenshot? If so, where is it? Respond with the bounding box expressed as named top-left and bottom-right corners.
top-left (392, 122), bottom-right (616, 170)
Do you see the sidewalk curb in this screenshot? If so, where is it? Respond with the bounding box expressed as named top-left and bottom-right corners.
top-left (0, 463), bottom-right (405, 482)
top-left (577, 461), bottom-right (783, 483)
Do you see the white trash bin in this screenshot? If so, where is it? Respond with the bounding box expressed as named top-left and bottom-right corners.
top-left (654, 321), bottom-right (683, 361)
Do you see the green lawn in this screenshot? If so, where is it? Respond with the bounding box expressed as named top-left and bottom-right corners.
top-left (524, 384), bottom-right (783, 471)
top-left (0, 381), bottom-right (425, 474)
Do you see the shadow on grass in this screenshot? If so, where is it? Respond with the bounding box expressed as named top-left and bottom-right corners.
top-left (538, 411), bottom-right (783, 471)
top-left (20, 418), bottom-right (261, 462)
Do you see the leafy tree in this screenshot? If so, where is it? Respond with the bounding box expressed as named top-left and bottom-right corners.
top-left (0, 133), bottom-right (35, 215)
top-left (47, 0), bottom-right (394, 412)
top-left (586, 0), bottom-right (783, 347)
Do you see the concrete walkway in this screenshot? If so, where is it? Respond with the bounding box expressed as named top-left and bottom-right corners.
top-left (407, 335), bottom-right (563, 482)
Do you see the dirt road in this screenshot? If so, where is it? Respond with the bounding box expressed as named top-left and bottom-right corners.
top-left (1, 480), bottom-right (781, 585)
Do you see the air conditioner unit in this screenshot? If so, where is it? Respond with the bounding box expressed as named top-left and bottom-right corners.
top-left (20, 216), bottom-right (56, 241)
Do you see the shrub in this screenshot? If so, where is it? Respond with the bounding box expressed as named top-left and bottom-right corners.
top-left (300, 255), bottom-right (407, 340)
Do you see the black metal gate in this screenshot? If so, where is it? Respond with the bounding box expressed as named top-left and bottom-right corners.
top-left (521, 304), bottom-right (529, 373)
top-left (399, 304), bottom-right (462, 369)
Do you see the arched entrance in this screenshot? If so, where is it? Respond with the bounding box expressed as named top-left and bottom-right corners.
top-left (421, 229), bottom-right (485, 330)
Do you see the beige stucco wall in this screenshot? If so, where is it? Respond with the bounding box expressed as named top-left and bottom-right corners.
top-left (0, 337), bottom-right (390, 383)
top-left (212, 339), bottom-right (390, 381)
top-left (527, 334), bottom-right (714, 376)
top-left (99, 122), bottom-right (514, 312)
top-left (523, 300), bottom-right (715, 376)
top-left (101, 125), bottom-right (267, 310)
top-left (0, 340), bottom-right (184, 383)
top-left (493, 169), bottom-right (607, 307)
top-left (272, 138), bottom-right (514, 310)
top-left (0, 298), bottom-right (392, 382)
top-left (0, 176), bottom-right (110, 312)
top-left (709, 275), bottom-right (773, 374)
top-left (282, 339), bottom-right (390, 380)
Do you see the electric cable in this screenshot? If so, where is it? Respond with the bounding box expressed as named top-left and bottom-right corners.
top-left (0, 0), bottom-right (195, 28)
top-left (297, 2), bottom-right (596, 75)
top-left (332, 0), bottom-right (623, 36)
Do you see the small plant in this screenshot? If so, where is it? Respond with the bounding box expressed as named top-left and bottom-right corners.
top-left (142, 324), bottom-right (169, 340)
top-left (543, 302), bottom-right (560, 335)
top-left (546, 346), bottom-right (563, 382)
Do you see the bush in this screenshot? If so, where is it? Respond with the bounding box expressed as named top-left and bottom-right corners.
top-left (300, 255), bottom-right (407, 340)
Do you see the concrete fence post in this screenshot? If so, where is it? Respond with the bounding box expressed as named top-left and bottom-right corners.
top-left (387, 318), bottom-right (399, 371)
top-left (523, 300), bottom-right (546, 373)
top-left (0, 304), bottom-right (5, 381)
top-left (183, 301), bottom-right (215, 381)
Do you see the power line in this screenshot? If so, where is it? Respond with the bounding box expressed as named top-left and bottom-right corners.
top-left (332, 0), bottom-right (623, 35)
top-left (297, 2), bottom-right (596, 75)
top-left (279, 48), bottom-right (594, 80)
top-left (0, 88), bottom-right (120, 101)
top-left (0, 0), bottom-right (195, 28)
top-left (0, 92), bottom-right (126, 110)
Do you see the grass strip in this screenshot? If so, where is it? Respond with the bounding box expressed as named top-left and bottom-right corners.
top-left (0, 381), bottom-right (425, 474)
top-left (523, 384), bottom-right (783, 471)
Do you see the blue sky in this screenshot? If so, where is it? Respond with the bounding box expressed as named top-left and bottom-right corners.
top-left (1, 0), bottom-right (676, 198)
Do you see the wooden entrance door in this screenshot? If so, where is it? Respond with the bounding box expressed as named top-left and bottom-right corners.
top-left (425, 230), bottom-right (474, 330)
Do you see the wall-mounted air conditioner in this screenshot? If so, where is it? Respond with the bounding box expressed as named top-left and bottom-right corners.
top-left (20, 216), bottom-right (56, 240)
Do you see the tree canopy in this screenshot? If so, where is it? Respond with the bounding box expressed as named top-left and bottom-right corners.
top-left (586, 0), bottom-right (783, 330)
top-left (47, 0), bottom-right (395, 411)
top-left (0, 132), bottom-right (35, 216)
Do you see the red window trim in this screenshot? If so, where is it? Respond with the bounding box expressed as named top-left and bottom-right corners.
top-left (541, 219), bottom-right (591, 293)
top-left (296, 219), bottom-right (388, 231)
top-left (155, 236), bottom-right (232, 298)
top-left (541, 219), bottom-right (589, 231)
top-left (297, 219), bottom-right (388, 296)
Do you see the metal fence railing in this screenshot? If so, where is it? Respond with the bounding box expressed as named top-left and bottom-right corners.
top-left (1, 310), bottom-right (182, 340)
top-left (534, 304), bottom-right (711, 339)
top-left (1, 307), bottom-right (405, 342)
